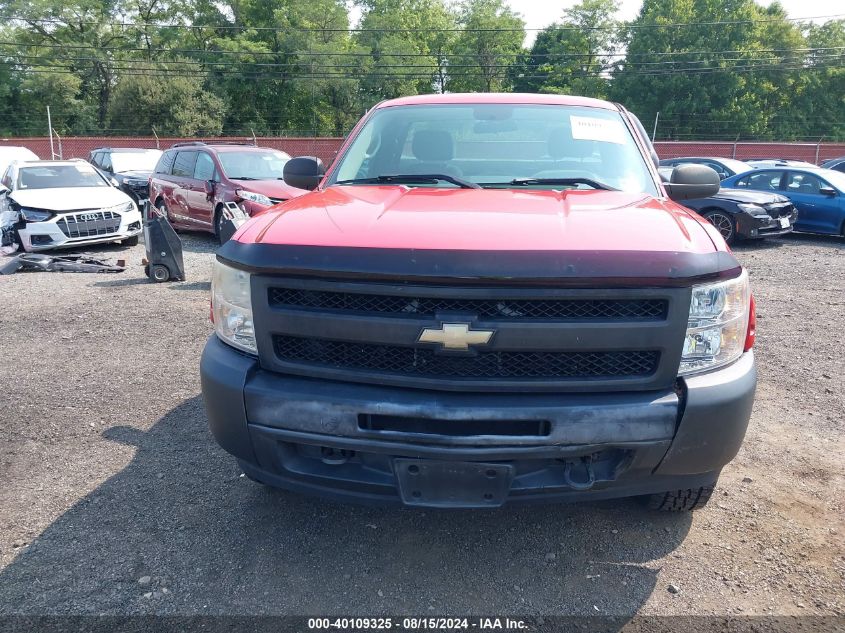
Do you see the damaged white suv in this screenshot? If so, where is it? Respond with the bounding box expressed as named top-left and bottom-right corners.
top-left (0, 159), bottom-right (143, 252)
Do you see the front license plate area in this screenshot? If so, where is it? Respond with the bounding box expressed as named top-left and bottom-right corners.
top-left (779, 217), bottom-right (790, 228)
top-left (394, 459), bottom-right (514, 508)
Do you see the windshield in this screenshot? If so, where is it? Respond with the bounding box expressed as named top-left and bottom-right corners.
top-left (820, 169), bottom-right (845, 191)
top-left (111, 150), bottom-right (162, 173)
top-left (17, 164), bottom-right (108, 189)
top-left (217, 150), bottom-right (291, 180)
top-left (330, 104), bottom-right (658, 195)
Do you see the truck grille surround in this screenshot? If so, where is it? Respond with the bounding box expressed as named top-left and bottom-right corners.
top-left (252, 277), bottom-right (691, 392)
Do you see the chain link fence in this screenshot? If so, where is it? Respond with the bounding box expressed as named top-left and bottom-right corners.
top-left (3, 137), bottom-right (845, 167)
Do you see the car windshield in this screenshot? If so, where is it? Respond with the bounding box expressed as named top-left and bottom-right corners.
top-left (716, 158), bottom-right (752, 174)
top-left (111, 150), bottom-right (162, 173)
top-left (17, 164), bottom-right (108, 189)
top-left (819, 169), bottom-right (845, 191)
top-left (217, 150), bottom-right (290, 180)
top-left (329, 103), bottom-right (658, 195)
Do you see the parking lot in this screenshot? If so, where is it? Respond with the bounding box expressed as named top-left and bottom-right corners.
top-left (0, 231), bottom-right (843, 618)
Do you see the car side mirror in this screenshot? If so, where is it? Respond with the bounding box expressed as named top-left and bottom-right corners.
top-left (663, 164), bottom-right (720, 201)
top-left (819, 187), bottom-right (837, 197)
top-left (110, 177), bottom-right (120, 188)
top-left (283, 156), bottom-right (325, 191)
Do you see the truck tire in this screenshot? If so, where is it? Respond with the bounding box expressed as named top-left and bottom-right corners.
top-left (646, 484), bottom-right (715, 512)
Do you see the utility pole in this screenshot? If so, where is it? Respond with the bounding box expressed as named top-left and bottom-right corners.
top-left (651, 111), bottom-right (660, 143)
top-left (47, 106), bottom-right (55, 159)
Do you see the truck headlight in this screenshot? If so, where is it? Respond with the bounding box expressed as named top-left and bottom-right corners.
top-left (236, 189), bottom-right (272, 206)
top-left (211, 260), bottom-right (256, 354)
top-left (678, 270), bottom-right (751, 376)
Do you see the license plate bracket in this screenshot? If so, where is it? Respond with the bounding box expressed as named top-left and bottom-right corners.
top-left (394, 459), bottom-right (514, 508)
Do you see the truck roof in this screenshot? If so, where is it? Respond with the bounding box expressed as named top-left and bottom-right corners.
top-left (377, 93), bottom-right (618, 110)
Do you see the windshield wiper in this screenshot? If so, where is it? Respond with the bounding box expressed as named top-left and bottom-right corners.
top-left (335, 174), bottom-right (481, 190)
top-left (230, 176), bottom-right (259, 181)
top-left (482, 177), bottom-right (618, 191)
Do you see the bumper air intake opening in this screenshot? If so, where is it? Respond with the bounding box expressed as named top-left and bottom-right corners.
top-left (358, 414), bottom-right (552, 438)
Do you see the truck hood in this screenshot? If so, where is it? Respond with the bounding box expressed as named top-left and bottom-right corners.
top-left (11, 186), bottom-right (134, 212)
top-left (237, 186), bottom-right (717, 253)
top-left (223, 186), bottom-right (740, 286)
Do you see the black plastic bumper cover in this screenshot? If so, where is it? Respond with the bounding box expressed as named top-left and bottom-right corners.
top-left (201, 336), bottom-right (756, 505)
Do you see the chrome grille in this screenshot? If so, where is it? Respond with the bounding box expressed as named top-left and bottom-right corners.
top-left (56, 211), bottom-right (122, 238)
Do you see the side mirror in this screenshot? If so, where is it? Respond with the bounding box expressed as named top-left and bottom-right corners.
top-left (204, 180), bottom-right (215, 195)
top-left (110, 177), bottom-right (120, 188)
top-left (283, 156), bottom-right (325, 191)
top-left (664, 164), bottom-right (720, 201)
top-left (819, 187), bottom-right (837, 197)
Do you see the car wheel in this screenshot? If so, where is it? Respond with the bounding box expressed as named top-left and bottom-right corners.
top-left (123, 235), bottom-right (139, 247)
top-left (214, 205), bottom-right (226, 244)
top-left (646, 484), bottom-right (715, 512)
top-left (702, 210), bottom-right (737, 245)
top-left (155, 199), bottom-right (171, 222)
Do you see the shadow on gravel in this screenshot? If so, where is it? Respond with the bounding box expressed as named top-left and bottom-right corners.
top-left (0, 397), bottom-right (692, 618)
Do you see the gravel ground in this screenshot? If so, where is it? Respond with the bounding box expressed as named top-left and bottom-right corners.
top-left (0, 231), bottom-right (842, 619)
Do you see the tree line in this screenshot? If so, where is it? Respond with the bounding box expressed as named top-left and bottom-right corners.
top-left (0, 0), bottom-right (842, 141)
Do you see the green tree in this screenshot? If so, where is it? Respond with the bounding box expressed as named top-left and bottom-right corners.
top-left (515, 0), bottom-right (619, 98)
top-left (355, 0), bottom-right (458, 100)
top-left (107, 68), bottom-right (225, 135)
top-left (449, 0), bottom-right (525, 93)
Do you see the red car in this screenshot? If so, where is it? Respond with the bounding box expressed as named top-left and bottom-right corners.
top-left (149, 142), bottom-right (307, 241)
top-left (202, 94), bottom-right (758, 512)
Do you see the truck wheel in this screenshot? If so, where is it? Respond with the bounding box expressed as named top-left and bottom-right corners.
top-left (151, 264), bottom-right (170, 282)
top-left (123, 235), bottom-right (139, 247)
top-left (646, 484), bottom-right (715, 512)
top-left (702, 210), bottom-right (736, 245)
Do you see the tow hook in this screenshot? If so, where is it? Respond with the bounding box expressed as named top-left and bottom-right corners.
top-left (563, 456), bottom-right (596, 491)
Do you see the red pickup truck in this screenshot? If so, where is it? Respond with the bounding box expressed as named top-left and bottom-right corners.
top-left (201, 93), bottom-right (756, 511)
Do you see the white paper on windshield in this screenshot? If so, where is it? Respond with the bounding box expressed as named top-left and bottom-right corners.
top-left (570, 115), bottom-right (627, 145)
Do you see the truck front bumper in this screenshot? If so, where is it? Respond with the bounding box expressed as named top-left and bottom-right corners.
top-left (201, 336), bottom-right (756, 507)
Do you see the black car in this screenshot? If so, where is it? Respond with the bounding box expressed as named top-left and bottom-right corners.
top-left (88, 147), bottom-right (163, 204)
top-left (658, 166), bottom-right (796, 244)
top-left (658, 156), bottom-right (750, 180)
top-left (821, 156), bottom-right (845, 173)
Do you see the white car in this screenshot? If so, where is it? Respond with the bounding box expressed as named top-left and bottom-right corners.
top-left (0, 146), bottom-right (39, 177)
top-left (0, 160), bottom-right (142, 252)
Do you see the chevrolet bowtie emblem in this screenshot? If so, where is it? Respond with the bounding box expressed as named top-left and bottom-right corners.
top-left (418, 323), bottom-right (494, 351)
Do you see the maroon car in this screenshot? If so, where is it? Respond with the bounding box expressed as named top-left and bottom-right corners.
top-left (149, 142), bottom-right (307, 240)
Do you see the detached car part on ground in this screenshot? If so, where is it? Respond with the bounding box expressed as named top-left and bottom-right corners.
top-left (0, 160), bottom-right (142, 252)
top-left (657, 166), bottom-right (796, 244)
top-left (201, 93), bottom-right (756, 512)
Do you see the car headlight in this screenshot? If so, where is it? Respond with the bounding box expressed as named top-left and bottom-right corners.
top-left (103, 201), bottom-right (136, 214)
top-left (211, 260), bottom-right (256, 354)
top-left (678, 270), bottom-right (751, 376)
top-left (236, 189), bottom-right (272, 206)
top-left (737, 203), bottom-right (768, 217)
top-left (19, 208), bottom-right (52, 222)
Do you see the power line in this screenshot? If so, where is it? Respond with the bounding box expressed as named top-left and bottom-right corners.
top-left (6, 13), bottom-right (844, 33)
